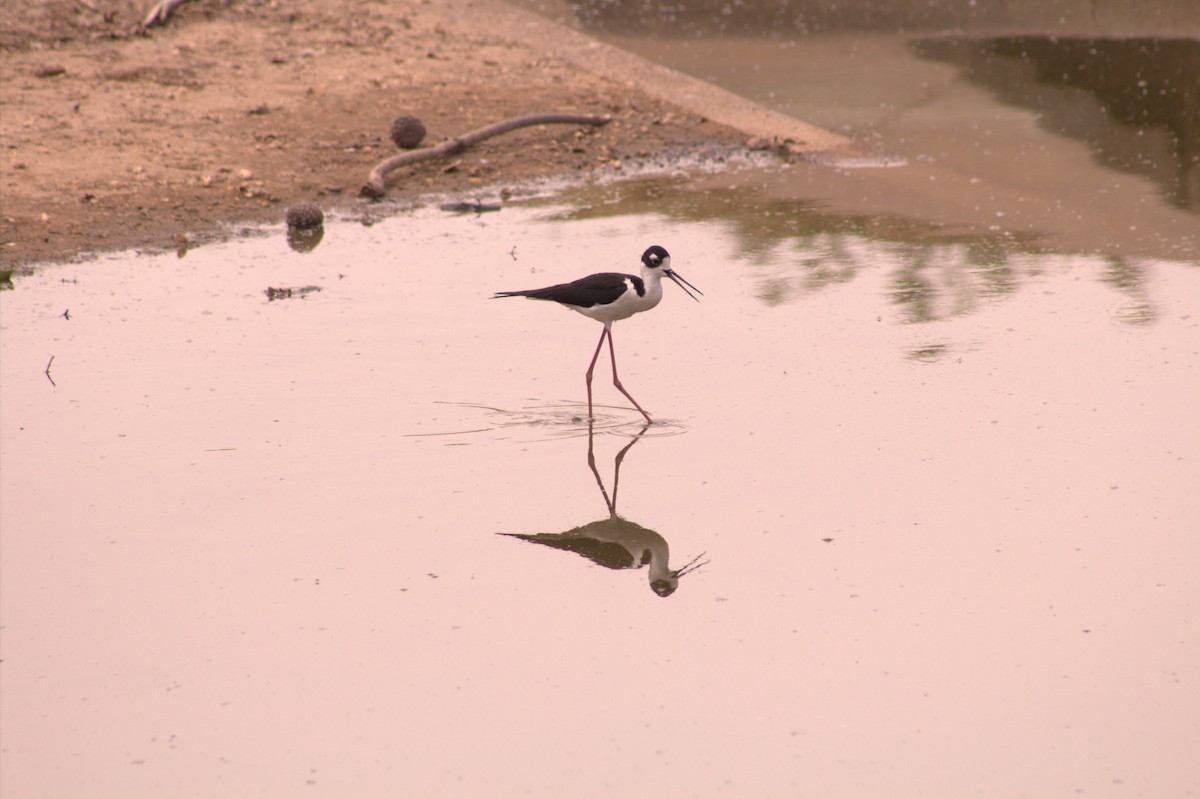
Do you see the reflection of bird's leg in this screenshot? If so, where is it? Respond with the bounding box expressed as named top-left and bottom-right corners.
top-left (587, 421), bottom-right (652, 518)
top-left (610, 423), bottom-right (650, 513)
top-left (606, 327), bottom-right (652, 423)
top-left (586, 421), bottom-right (616, 516)
top-left (584, 325), bottom-right (610, 421)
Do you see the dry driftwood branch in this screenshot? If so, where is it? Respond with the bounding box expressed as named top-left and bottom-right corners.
top-left (139, 0), bottom-right (191, 30)
top-left (360, 113), bottom-right (612, 199)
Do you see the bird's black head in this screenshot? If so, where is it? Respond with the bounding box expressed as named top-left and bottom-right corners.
top-left (641, 245), bottom-right (670, 269)
top-left (651, 578), bottom-right (679, 597)
top-left (641, 243), bottom-right (702, 302)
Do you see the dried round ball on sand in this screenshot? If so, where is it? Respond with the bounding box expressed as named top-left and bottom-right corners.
top-left (390, 115), bottom-right (427, 149)
top-left (285, 203), bottom-right (324, 230)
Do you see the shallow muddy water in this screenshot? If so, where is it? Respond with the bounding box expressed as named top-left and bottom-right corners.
top-left (5, 11), bottom-right (1200, 796)
top-left (2, 183), bottom-right (1198, 797)
top-left (521, 0), bottom-right (1199, 261)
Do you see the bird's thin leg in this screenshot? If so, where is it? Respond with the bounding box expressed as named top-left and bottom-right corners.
top-left (584, 326), bottom-right (609, 420)
top-left (607, 327), bottom-right (653, 423)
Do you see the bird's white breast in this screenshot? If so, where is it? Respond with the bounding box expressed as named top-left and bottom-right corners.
top-left (572, 276), bottom-right (663, 324)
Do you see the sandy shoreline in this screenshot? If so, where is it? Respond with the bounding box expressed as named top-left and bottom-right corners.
top-left (0, 0), bottom-right (853, 268)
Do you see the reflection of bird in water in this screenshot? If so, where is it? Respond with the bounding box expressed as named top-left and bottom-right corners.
top-left (494, 245), bottom-right (701, 423)
top-left (500, 423), bottom-right (708, 597)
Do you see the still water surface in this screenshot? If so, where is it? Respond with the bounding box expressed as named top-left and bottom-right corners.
top-left (2, 185), bottom-right (1197, 796)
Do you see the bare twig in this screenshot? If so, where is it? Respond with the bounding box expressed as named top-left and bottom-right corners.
top-left (45, 355), bottom-right (56, 387)
top-left (139, 0), bottom-right (191, 30)
top-left (360, 113), bottom-right (611, 198)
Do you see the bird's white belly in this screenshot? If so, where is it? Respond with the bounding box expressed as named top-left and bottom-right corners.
top-left (570, 277), bottom-right (663, 324)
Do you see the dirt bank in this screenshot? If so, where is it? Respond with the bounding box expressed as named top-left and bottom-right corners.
top-left (1, 0), bottom-right (757, 267)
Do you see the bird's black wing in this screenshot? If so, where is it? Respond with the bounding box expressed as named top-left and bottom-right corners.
top-left (499, 532), bottom-right (637, 570)
top-left (494, 272), bottom-right (642, 308)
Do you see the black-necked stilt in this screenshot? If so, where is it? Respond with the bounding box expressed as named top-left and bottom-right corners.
top-left (493, 245), bottom-right (701, 422)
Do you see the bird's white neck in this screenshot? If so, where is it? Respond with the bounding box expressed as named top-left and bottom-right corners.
top-left (637, 266), bottom-right (666, 307)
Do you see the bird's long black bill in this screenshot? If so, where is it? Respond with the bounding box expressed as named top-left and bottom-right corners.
top-left (666, 270), bottom-right (703, 302)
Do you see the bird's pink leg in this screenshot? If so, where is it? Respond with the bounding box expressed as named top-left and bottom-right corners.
top-left (607, 327), bottom-right (653, 423)
top-left (584, 326), bottom-right (609, 420)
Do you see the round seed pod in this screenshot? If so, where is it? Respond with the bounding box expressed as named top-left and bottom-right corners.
top-left (390, 115), bottom-right (427, 149)
top-left (285, 203), bottom-right (324, 230)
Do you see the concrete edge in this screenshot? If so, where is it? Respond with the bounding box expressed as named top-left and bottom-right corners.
top-left (468, 0), bottom-right (866, 159)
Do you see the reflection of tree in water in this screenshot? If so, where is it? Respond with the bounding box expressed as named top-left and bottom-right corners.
top-left (914, 36), bottom-right (1200, 213)
top-left (1100, 257), bottom-right (1157, 325)
top-left (889, 240), bottom-right (1019, 324)
top-left (756, 234), bottom-right (862, 306)
top-left (889, 258), bottom-right (936, 324)
top-left (967, 238), bottom-right (1023, 298)
top-left (537, 177), bottom-right (1161, 330)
